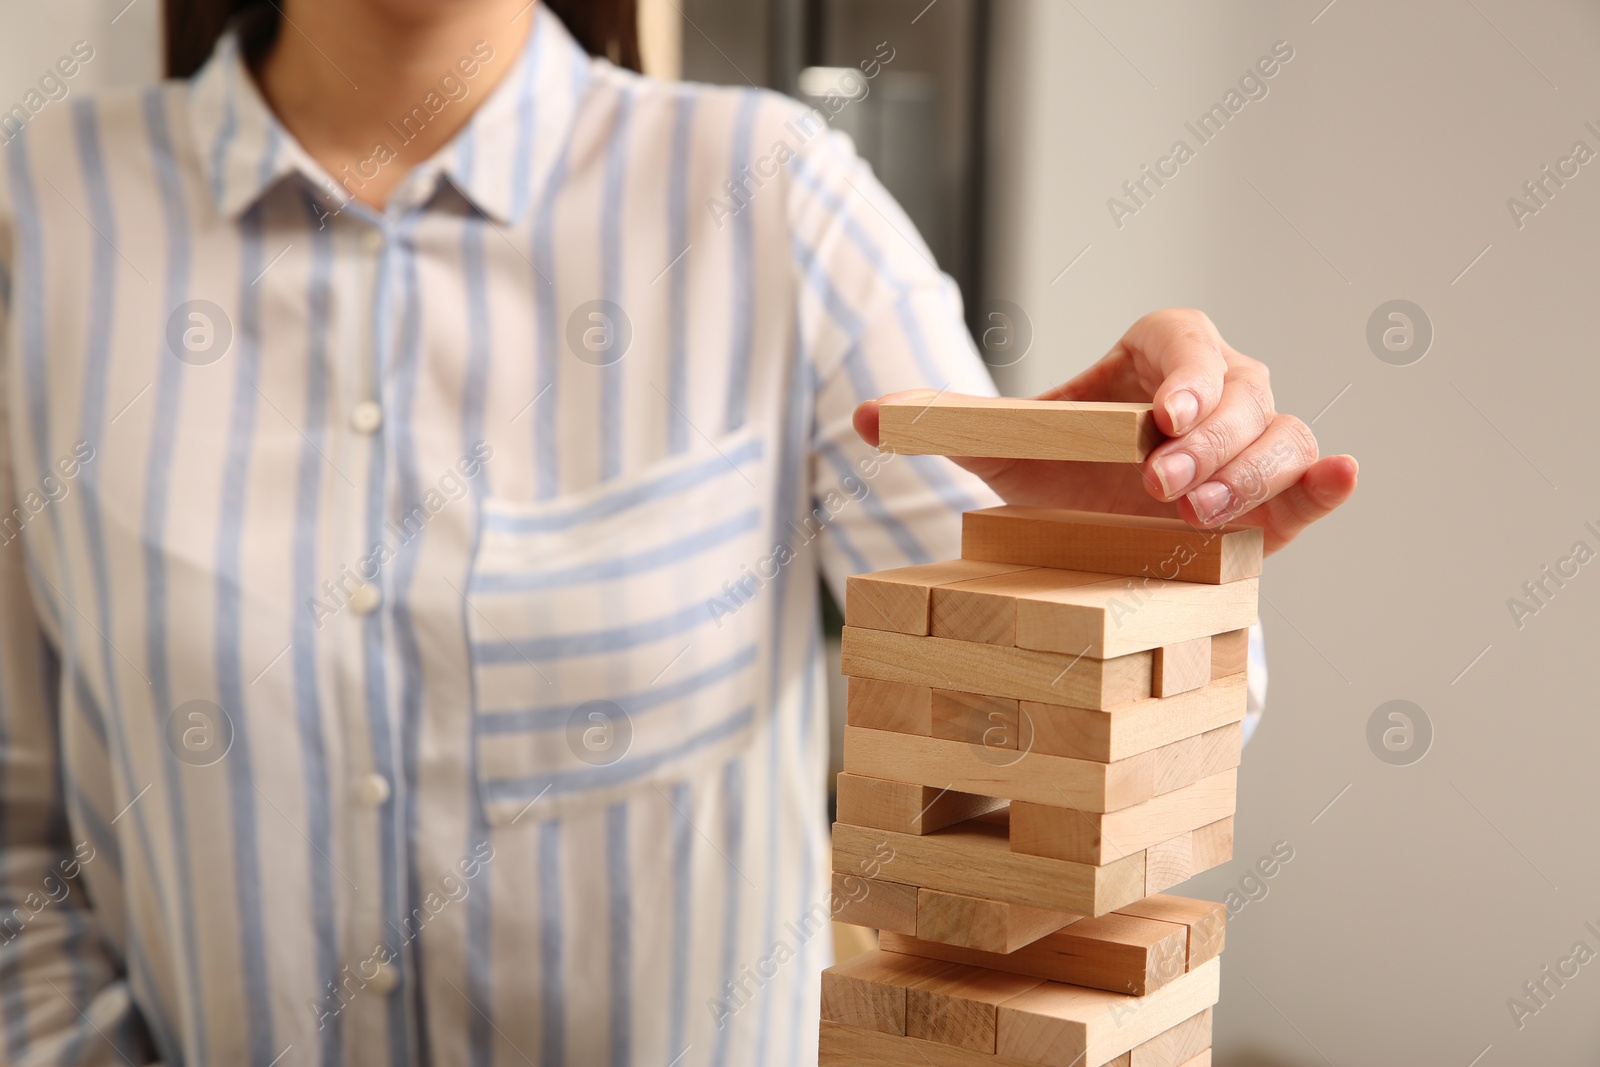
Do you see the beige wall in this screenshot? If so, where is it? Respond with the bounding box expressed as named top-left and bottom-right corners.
top-left (985, 0), bottom-right (1600, 1061)
top-left (0, 0), bottom-right (158, 104)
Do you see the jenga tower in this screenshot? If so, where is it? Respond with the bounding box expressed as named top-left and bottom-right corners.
top-left (819, 396), bottom-right (1265, 1067)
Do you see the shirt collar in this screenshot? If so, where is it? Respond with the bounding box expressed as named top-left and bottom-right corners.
top-left (186, 6), bottom-right (592, 226)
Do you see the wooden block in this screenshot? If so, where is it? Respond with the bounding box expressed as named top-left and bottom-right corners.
top-left (833, 872), bottom-right (919, 935)
top-left (1191, 818), bottom-right (1233, 870)
top-left (1012, 577), bottom-right (1259, 659)
top-left (931, 568), bottom-right (1114, 646)
top-left (843, 726), bottom-right (1157, 813)
top-left (995, 956), bottom-right (1221, 1067)
top-left (846, 560), bottom-right (1036, 634)
top-left (836, 772), bottom-right (1005, 836)
top-left (1145, 833), bottom-right (1194, 895)
top-left (962, 506), bottom-right (1263, 585)
top-left (819, 1020), bottom-right (1057, 1067)
top-left (1175, 1051), bottom-right (1211, 1067)
top-left (885, 910), bottom-right (1188, 997)
top-left (1024, 675), bottom-right (1248, 763)
top-left (905, 962), bottom-right (1046, 1053)
top-left (1010, 772), bottom-right (1238, 865)
top-left (847, 677), bottom-right (934, 735)
top-left (1115, 895), bottom-right (1226, 969)
top-left (832, 810), bottom-right (1147, 917)
top-left (915, 888), bottom-right (1076, 954)
top-left (820, 949), bottom-right (949, 1034)
top-left (1210, 627), bottom-right (1248, 679)
top-left (842, 626), bottom-right (1154, 710)
top-left (1152, 637), bottom-right (1211, 697)
top-left (1131, 1007), bottom-right (1211, 1067)
top-left (931, 691), bottom-right (1020, 748)
top-left (1150, 724), bottom-right (1241, 796)
top-left (879, 394), bottom-right (1162, 463)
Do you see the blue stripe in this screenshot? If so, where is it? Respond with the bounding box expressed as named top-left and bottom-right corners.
top-left (665, 780), bottom-right (692, 1062)
top-left (471, 598), bottom-right (718, 662)
top-left (483, 704), bottom-right (753, 803)
top-left (484, 436), bottom-right (762, 534)
top-left (207, 37), bottom-right (239, 210)
top-left (292, 195), bottom-right (342, 1067)
top-left (816, 439), bottom-right (930, 565)
top-left (472, 507), bottom-right (759, 592)
top-left (708, 757), bottom-right (745, 1067)
top-left (479, 642), bottom-right (757, 730)
top-left (606, 802), bottom-right (631, 1067)
top-left (141, 86), bottom-right (214, 1063)
top-left (216, 200), bottom-right (276, 1066)
top-left (507, 19), bottom-right (544, 222)
top-left (786, 623), bottom-right (823, 1067)
top-left (791, 233), bottom-right (868, 344)
top-left (538, 820), bottom-right (565, 1067)
top-left (724, 92), bottom-right (760, 433)
top-left (531, 142), bottom-right (572, 499)
top-left (600, 90), bottom-right (633, 482)
top-left (666, 95), bottom-right (696, 454)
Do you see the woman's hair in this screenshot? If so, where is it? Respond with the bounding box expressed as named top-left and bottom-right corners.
top-left (163, 0), bottom-right (640, 78)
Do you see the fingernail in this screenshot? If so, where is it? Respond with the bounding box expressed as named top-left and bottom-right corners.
top-left (1187, 481), bottom-right (1233, 524)
top-left (1152, 451), bottom-right (1196, 498)
top-left (1165, 390), bottom-right (1199, 435)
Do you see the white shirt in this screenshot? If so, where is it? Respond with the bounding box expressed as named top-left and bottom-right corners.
top-left (0, 9), bottom-right (1263, 1066)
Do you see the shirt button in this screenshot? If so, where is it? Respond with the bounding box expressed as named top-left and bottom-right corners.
top-left (356, 773), bottom-right (391, 807)
top-left (350, 400), bottom-right (383, 435)
top-left (348, 582), bottom-right (382, 615)
top-left (368, 961), bottom-right (400, 995)
top-left (362, 228), bottom-right (385, 254)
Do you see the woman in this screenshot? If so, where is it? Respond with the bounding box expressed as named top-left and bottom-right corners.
top-left (0, 0), bottom-right (1356, 1063)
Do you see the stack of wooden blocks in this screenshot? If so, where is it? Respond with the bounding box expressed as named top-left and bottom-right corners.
top-left (819, 396), bottom-right (1265, 1067)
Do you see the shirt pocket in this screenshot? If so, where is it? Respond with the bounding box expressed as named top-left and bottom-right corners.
top-left (466, 426), bottom-right (773, 825)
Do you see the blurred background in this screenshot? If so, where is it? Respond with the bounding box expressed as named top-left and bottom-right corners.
top-left (8, 0), bottom-right (1598, 1060)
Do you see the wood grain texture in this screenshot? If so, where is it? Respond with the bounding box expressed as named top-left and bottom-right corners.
top-left (914, 888), bottom-right (1077, 954)
top-left (836, 772), bottom-right (1007, 836)
top-left (1153, 637), bottom-right (1212, 697)
top-left (842, 626), bottom-right (1154, 710)
top-left (1210, 627), bottom-right (1249, 679)
top-left (1012, 576), bottom-right (1259, 659)
top-left (1009, 771), bottom-right (1238, 865)
top-left (1191, 818), bottom-right (1234, 871)
top-left (931, 568), bottom-right (1114, 646)
top-left (843, 722), bottom-right (1231, 814)
top-left (832, 810), bottom-right (1147, 917)
top-left (1114, 895), bottom-right (1226, 969)
top-left (879, 395), bottom-right (1162, 463)
top-left (1144, 832), bottom-right (1195, 895)
top-left (962, 506), bottom-right (1263, 585)
top-left (832, 872), bottom-right (919, 935)
top-left (1150, 723), bottom-right (1241, 796)
top-left (930, 690), bottom-right (1020, 749)
top-left (820, 949), bottom-right (945, 1034)
top-left (1131, 1007), bottom-right (1212, 1067)
top-left (904, 962), bottom-right (1046, 1053)
top-left (819, 1020), bottom-right (1056, 1067)
top-left (1023, 675), bottom-right (1248, 763)
top-left (995, 956), bottom-right (1222, 1067)
top-left (1175, 1050), bottom-right (1212, 1067)
top-left (847, 560), bottom-right (1036, 634)
top-left (884, 910), bottom-right (1189, 997)
top-left (847, 677), bottom-right (934, 735)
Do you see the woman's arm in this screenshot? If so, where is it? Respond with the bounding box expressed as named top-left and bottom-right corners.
top-left (0, 170), bottom-right (158, 1067)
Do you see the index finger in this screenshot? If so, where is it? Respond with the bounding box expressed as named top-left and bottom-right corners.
top-left (1120, 309), bottom-right (1230, 436)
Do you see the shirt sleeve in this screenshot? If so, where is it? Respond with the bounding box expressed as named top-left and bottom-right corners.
top-left (785, 124), bottom-right (1002, 588)
top-left (0, 153), bottom-right (159, 1066)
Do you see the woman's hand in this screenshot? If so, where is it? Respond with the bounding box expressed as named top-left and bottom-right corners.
top-left (853, 308), bottom-right (1358, 556)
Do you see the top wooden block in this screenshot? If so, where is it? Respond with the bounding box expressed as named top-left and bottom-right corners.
top-left (963, 506), bottom-right (1263, 585)
top-left (880, 395), bottom-right (1163, 464)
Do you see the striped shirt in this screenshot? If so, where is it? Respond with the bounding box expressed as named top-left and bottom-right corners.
top-left (0, 9), bottom-right (1264, 1066)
